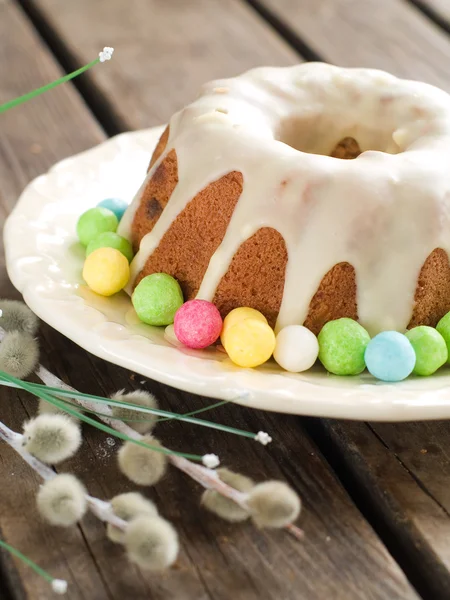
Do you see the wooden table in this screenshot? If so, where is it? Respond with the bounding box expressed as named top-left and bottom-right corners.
top-left (2, 1), bottom-right (450, 598)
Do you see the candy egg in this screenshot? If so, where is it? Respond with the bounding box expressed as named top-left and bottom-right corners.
top-left (436, 311), bottom-right (450, 361)
top-left (220, 307), bottom-right (267, 346)
top-left (273, 325), bottom-right (319, 372)
top-left (97, 198), bottom-right (128, 221)
top-left (318, 318), bottom-right (370, 376)
top-left (174, 300), bottom-right (223, 349)
top-left (365, 331), bottom-right (416, 382)
top-left (405, 326), bottom-right (448, 376)
top-left (83, 247), bottom-right (129, 296)
top-left (86, 231), bottom-right (134, 263)
top-left (223, 318), bottom-right (276, 368)
top-left (77, 207), bottom-right (118, 246)
top-left (132, 273), bottom-right (183, 326)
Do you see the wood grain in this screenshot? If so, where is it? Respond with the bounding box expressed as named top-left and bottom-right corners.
top-left (0, 0), bottom-right (420, 599)
top-left (412, 0), bottom-right (450, 28)
top-left (23, 0), bottom-right (298, 128)
top-left (250, 0), bottom-right (450, 90)
top-left (309, 419), bottom-right (450, 600)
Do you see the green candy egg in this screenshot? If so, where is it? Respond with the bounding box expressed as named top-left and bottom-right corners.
top-left (437, 312), bottom-right (450, 363)
top-left (318, 318), bottom-right (370, 376)
top-left (132, 273), bottom-right (184, 326)
top-left (406, 325), bottom-right (448, 375)
top-left (76, 207), bottom-right (118, 246)
top-left (86, 232), bottom-right (133, 263)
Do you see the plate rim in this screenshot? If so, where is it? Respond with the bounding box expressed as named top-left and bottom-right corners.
top-left (5, 126), bottom-right (450, 422)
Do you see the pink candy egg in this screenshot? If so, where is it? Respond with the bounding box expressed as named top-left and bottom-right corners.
top-left (174, 300), bottom-right (223, 349)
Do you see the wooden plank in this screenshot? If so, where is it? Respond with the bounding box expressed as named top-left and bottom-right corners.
top-left (0, 0), bottom-right (420, 598)
top-left (310, 419), bottom-right (450, 599)
top-left (248, 0), bottom-right (450, 91)
top-left (412, 0), bottom-right (450, 29)
top-left (21, 0), bottom-right (298, 128)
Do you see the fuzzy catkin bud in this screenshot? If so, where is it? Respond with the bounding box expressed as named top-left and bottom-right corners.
top-left (125, 516), bottom-right (179, 571)
top-left (0, 331), bottom-right (39, 379)
top-left (38, 399), bottom-right (81, 423)
top-left (107, 492), bottom-right (158, 544)
top-left (0, 299), bottom-right (39, 335)
top-left (202, 468), bottom-right (254, 522)
top-left (118, 435), bottom-right (168, 486)
top-left (110, 389), bottom-right (158, 434)
top-left (37, 474), bottom-right (87, 526)
top-left (22, 414), bottom-right (82, 464)
top-left (246, 481), bottom-right (301, 528)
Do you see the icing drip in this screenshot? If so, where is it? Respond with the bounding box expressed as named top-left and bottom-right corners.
top-left (119, 63), bottom-right (450, 336)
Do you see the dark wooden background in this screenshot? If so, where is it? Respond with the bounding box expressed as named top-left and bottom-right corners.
top-left (2, 1), bottom-right (450, 598)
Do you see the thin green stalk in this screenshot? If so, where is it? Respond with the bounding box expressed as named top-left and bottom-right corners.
top-left (157, 400), bottom-right (229, 423)
top-left (0, 538), bottom-right (54, 584)
top-left (0, 59), bottom-right (98, 114)
top-left (0, 372), bottom-right (204, 461)
top-left (2, 378), bottom-right (254, 439)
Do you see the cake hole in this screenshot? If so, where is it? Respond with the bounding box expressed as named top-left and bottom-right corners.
top-left (330, 137), bottom-right (361, 160)
top-left (275, 114), bottom-right (400, 157)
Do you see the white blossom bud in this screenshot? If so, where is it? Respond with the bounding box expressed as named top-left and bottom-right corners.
top-left (22, 415), bottom-right (81, 464)
top-left (110, 389), bottom-right (158, 434)
top-left (0, 331), bottom-right (39, 379)
top-left (37, 474), bottom-right (87, 526)
top-left (107, 492), bottom-right (158, 544)
top-left (247, 481), bottom-right (301, 528)
top-left (125, 516), bottom-right (179, 571)
top-left (118, 436), bottom-right (168, 486)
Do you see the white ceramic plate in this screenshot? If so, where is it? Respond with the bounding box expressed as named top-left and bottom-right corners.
top-left (5, 126), bottom-right (450, 421)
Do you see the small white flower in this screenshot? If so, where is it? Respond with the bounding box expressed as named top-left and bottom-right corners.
top-left (202, 453), bottom-right (220, 469)
top-left (99, 46), bottom-right (114, 62)
top-left (52, 579), bottom-right (68, 595)
top-left (255, 431), bottom-right (272, 446)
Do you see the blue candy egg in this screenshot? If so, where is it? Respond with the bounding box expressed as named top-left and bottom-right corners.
top-left (365, 331), bottom-right (416, 382)
top-left (97, 198), bottom-right (128, 222)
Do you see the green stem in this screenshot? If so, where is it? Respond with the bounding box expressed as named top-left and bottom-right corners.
top-left (2, 378), bottom-right (253, 439)
top-left (0, 59), bottom-right (98, 114)
top-left (0, 538), bottom-right (54, 583)
top-left (0, 372), bottom-right (204, 461)
top-left (157, 400), bottom-right (229, 423)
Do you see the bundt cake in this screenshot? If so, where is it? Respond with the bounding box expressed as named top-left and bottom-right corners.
top-left (119, 63), bottom-right (450, 336)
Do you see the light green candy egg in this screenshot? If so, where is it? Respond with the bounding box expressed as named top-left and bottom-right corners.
top-left (318, 318), bottom-right (370, 376)
top-left (437, 312), bottom-right (450, 363)
top-left (76, 207), bottom-right (118, 246)
top-left (132, 273), bottom-right (184, 326)
top-left (406, 325), bottom-right (448, 375)
top-left (86, 232), bottom-right (133, 263)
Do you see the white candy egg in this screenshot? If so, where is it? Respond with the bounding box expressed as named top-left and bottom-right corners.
top-left (274, 325), bottom-right (319, 372)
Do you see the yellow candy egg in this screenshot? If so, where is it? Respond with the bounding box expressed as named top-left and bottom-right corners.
top-left (223, 318), bottom-right (276, 368)
top-left (83, 247), bottom-right (129, 296)
top-left (221, 307), bottom-right (267, 346)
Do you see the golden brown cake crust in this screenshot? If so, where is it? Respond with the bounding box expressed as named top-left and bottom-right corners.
top-left (131, 128), bottom-right (450, 334)
top-left (148, 126), bottom-right (170, 171)
top-left (135, 166), bottom-right (244, 300)
top-left (408, 248), bottom-right (450, 328)
top-left (304, 263), bottom-right (358, 335)
top-left (213, 228), bottom-right (288, 329)
top-left (131, 149), bottom-right (178, 252)
top-left (330, 137), bottom-right (362, 160)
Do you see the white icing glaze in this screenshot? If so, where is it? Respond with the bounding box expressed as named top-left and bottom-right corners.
top-left (119, 63), bottom-right (450, 336)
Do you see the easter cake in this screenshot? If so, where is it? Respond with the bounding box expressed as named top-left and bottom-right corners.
top-left (76, 63), bottom-right (450, 381)
top-left (118, 63), bottom-right (450, 337)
